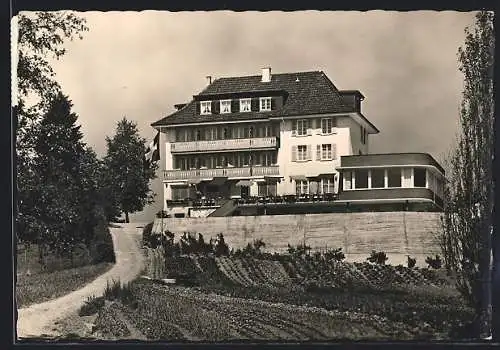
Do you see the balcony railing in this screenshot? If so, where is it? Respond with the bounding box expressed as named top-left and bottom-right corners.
top-left (170, 137), bottom-right (278, 153)
top-left (164, 166), bottom-right (280, 181)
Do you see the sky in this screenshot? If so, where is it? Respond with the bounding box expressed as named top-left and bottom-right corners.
top-left (13, 10), bottom-right (478, 222)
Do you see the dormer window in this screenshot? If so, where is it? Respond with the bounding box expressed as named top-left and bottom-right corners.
top-left (240, 98), bottom-right (251, 112)
top-left (220, 100), bottom-right (231, 113)
top-left (260, 97), bottom-right (272, 111)
top-left (200, 101), bottom-right (211, 115)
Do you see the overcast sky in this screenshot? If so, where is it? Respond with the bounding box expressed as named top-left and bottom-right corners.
top-left (15, 10), bottom-right (477, 222)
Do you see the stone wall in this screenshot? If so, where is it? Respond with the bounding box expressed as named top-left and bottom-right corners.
top-left (152, 212), bottom-right (443, 267)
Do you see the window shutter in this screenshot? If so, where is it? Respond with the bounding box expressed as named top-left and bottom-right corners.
top-left (271, 97), bottom-right (276, 111)
top-left (231, 99), bottom-right (238, 113)
top-left (291, 146), bottom-right (297, 162)
top-left (332, 143), bottom-right (337, 160)
top-left (251, 98), bottom-right (259, 111)
top-left (316, 144), bottom-right (321, 161)
top-left (307, 145), bottom-right (312, 160)
top-left (212, 101), bottom-right (219, 114)
top-left (316, 118), bottom-right (322, 134)
top-left (196, 102), bottom-right (201, 115)
top-left (291, 120), bottom-right (297, 136)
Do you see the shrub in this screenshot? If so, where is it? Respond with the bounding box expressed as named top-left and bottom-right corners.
top-left (89, 215), bottom-right (115, 264)
top-left (79, 295), bottom-right (105, 316)
top-left (324, 247), bottom-right (346, 262)
top-left (425, 255), bottom-right (442, 269)
top-left (287, 243), bottom-right (311, 257)
top-left (407, 256), bottom-right (417, 268)
top-left (156, 210), bottom-right (169, 218)
top-left (142, 222), bottom-right (154, 247)
top-left (214, 233), bottom-right (230, 256)
top-left (367, 250), bottom-right (388, 265)
top-left (103, 279), bottom-right (137, 308)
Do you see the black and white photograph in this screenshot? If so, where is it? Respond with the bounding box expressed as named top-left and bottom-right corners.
top-left (12, 8), bottom-right (496, 343)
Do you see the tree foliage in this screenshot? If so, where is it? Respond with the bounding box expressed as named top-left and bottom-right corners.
top-left (440, 11), bottom-right (494, 338)
top-left (103, 118), bottom-right (158, 222)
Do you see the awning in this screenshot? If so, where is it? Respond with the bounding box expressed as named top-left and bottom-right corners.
top-left (290, 175), bottom-right (307, 181)
top-left (188, 178), bottom-right (203, 185)
top-left (318, 173), bottom-right (336, 178)
top-left (235, 180), bottom-right (252, 187)
top-left (264, 176), bottom-right (282, 183)
top-left (208, 177), bottom-right (228, 186)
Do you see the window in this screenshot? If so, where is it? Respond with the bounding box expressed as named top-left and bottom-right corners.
top-left (321, 118), bottom-right (333, 134)
top-left (200, 101), bottom-right (211, 115)
top-left (240, 98), bottom-right (251, 112)
top-left (321, 178), bottom-right (334, 194)
top-left (293, 119), bottom-right (308, 136)
top-left (297, 145), bottom-right (308, 161)
top-left (321, 144), bottom-right (333, 160)
top-left (360, 125), bottom-right (367, 144)
top-left (387, 168), bottom-right (402, 187)
top-left (354, 170), bottom-right (369, 189)
top-left (344, 171), bottom-right (352, 190)
top-left (258, 183), bottom-right (277, 197)
top-left (260, 97), bottom-right (272, 111)
top-left (414, 168), bottom-right (427, 187)
top-left (172, 186), bottom-right (189, 200)
top-left (295, 180), bottom-right (309, 195)
top-left (220, 100), bottom-right (231, 113)
top-left (371, 169), bottom-right (385, 188)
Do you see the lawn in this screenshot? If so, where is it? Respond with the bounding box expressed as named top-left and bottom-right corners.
top-left (16, 262), bottom-right (113, 308)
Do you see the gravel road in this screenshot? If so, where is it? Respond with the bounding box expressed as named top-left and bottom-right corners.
top-left (16, 223), bottom-right (145, 339)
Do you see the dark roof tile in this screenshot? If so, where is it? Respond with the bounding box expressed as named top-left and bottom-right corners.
top-left (152, 71), bottom-right (357, 127)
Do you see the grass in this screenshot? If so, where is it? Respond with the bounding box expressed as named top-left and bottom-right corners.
top-left (16, 262), bottom-right (113, 308)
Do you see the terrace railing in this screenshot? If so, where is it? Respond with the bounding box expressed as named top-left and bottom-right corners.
top-left (164, 166), bottom-right (279, 181)
top-left (170, 137), bottom-right (278, 153)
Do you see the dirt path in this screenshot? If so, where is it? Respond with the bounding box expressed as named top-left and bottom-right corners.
top-left (16, 223), bottom-right (145, 339)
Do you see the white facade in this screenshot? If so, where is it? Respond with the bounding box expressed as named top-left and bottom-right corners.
top-left (160, 112), bottom-right (375, 211)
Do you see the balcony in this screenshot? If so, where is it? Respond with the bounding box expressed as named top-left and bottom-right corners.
top-left (170, 137), bottom-right (278, 153)
top-left (164, 166), bottom-right (280, 181)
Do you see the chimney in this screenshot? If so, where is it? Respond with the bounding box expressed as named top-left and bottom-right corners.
top-left (206, 75), bottom-right (212, 85)
top-left (261, 67), bottom-right (271, 83)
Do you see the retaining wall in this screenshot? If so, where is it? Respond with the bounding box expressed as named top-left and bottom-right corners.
top-left (152, 212), bottom-right (443, 267)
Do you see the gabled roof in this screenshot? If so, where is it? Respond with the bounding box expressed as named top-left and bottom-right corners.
top-left (151, 71), bottom-right (372, 128)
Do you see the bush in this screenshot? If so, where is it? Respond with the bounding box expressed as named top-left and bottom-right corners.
top-left (142, 222), bottom-right (154, 247)
top-left (103, 279), bottom-right (137, 308)
top-left (89, 215), bottom-right (115, 264)
top-left (425, 255), bottom-right (442, 269)
top-left (287, 243), bottom-right (311, 257)
top-left (214, 233), bottom-right (229, 256)
top-left (156, 210), bottom-right (169, 218)
top-left (407, 256), bottom-right (417, 268)
top-left (324, 248), bottom-right (346, 262)
top-left (79, 295), bottom-right (105, 316)
top-left (367, 250), bottom-right (388, 265)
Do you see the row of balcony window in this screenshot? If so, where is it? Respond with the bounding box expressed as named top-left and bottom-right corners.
top-left (175, 124), bottom-right (278, 142)
top-left (173, 151), bottom-right (278, 170)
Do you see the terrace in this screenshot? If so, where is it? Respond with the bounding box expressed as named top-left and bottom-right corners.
top-left (164, 165), bottom-right (280, 181)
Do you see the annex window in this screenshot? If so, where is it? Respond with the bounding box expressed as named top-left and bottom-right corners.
top-left (240, 98), bottom-right (251, 112)
top-left (354, 169), bottom-right (369, 189)
top-left (258, 183), bottom-right (277, 197)
top-left (387, 168), bottom-right (402, 187)
top-left (344, 171), bottom-right (352, 190)
top-left (414, 168), bottom-right (427, 188)
top-left (295, 180), bottom-right (309, 195)
top-left (321, 118), bottom-right (333, 134)
top-left (370, 169), bottom-right (385, 188)
top-left (220, 100), bottom-right (231, 114)
top-left (260, 97), bottom-right (272, 111)
top-left (200, 101), bottom-right (212, 115)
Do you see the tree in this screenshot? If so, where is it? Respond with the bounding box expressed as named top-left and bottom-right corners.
top-left (103, 118), bottom-right (157, 222)
top-left (32, 93), bottom-right (91, 260)
top-left (441, 11), bottom-right (494, 339)
top-left (15, 11), bottom-right (88, 248)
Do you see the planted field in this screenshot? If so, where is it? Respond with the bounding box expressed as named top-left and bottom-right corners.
top-left (96, 279), bottom-right (415, 341)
